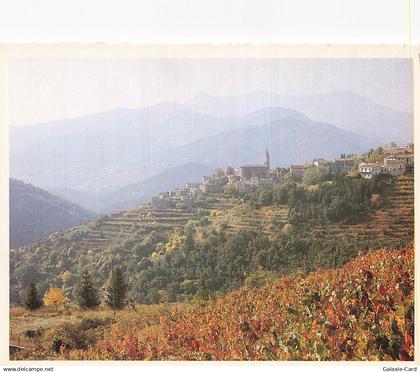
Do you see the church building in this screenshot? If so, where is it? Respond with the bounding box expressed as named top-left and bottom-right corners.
top-left (239, 149), bottom-right (271, 179)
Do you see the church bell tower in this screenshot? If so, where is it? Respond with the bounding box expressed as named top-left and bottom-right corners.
top-left (264, 149), bottom-right (270, 169)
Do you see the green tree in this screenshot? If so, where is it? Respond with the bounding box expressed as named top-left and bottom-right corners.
top-left (22, 282), bottom-right (42, 310)
top-left (303, 166), bottom-right (323, 186)
top-left (273, 186), bottom-right (289, 204)
top-left (258, 189), bottom-right (273, 206)
top-left (226, 166), bottom-right (235, 176)
top-left (106, 267), bottom-right (128, 311)
top-left (75, 269), bottom-right (100, 309)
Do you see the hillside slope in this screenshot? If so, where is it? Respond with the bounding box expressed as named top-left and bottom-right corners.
top-left (10, 179), bottom-right (95, 247)
top-left (10, 175), bottom-right (413, 305)
top-left (149, 244), bottom-right (414, 361)
top-left (21, 243), bottom-right (412, 361)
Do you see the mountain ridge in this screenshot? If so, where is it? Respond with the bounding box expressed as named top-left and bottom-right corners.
top-left (189, 90), bottom-right (413, 145)
top-left (9, 178), bottom-right (96, 247)
top-left (158, 116), bottom-right (373, 170)
top-left (102, 162), bottom-right (214, 213)
top-left (10, 91), bottom-right (408, 211)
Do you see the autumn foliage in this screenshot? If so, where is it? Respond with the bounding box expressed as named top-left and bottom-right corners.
top-left (43, 287), bottom-right (67, 311)
top-left (65, 244), bottom-right (414, 361)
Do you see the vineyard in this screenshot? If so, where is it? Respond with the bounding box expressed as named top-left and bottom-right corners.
top-left (12, 243), bottom-right (414, 361)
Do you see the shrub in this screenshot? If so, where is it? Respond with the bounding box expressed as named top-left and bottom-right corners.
top-left (79, 316), bottom-right (114, 331)
top-left (197, 208), bottom-right (210, 217)
top-left (198, 217), bottom-right (210, 226)
top-left (24, 328), bottom-right (44, 339)
top-left (155, 244), bottom-right (414, 361)
top-left (244, 266), bottom-right (275, 288)
top-left (49, 323), bottom-right (88, 353)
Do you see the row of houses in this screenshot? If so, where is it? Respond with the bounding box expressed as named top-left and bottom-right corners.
top-left (358, 145), bottom-right (413, 179)
top-left (150, 145), bottom-right (414, 209)
top-left (359, 156), bottom-right (413, 179)
top-left (151, 150), bottom-right (277, 209)
top-left (289, 149), bottom-right (413, 181)
top-left (289, 158), bottom-right (355, 180)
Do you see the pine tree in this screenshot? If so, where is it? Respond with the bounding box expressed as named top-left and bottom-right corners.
top-left (23, 282), bottom-right (42, 311)
top-left (75, 269), bottom-right (100, 309)
top-left (106, 267), bottom-right (128, 312)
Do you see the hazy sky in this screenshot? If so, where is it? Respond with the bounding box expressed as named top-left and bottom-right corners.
top-left (9, 58), bottom-right (412, 125)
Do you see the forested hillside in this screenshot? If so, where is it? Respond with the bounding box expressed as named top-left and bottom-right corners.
top-left (12, 244), bottom-right (414, 361)
top-left (10, 174), bottom-right (413, 305)
top-left (10, 179), bottom-right (95, 247)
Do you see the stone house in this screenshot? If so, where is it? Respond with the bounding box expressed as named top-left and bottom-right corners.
top-left (330, 159), bottom-right (355, 174)
top-left (359, 163), bottom-right (383, 179)
top-left (313, 159), bottom-right (330, 175)
top-left (237, 180), bottom-right (253, 193)
top-left (384, 158), bottom-right (406, 176)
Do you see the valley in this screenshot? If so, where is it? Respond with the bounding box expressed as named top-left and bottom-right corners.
top-left (8, 56), bottom-right (415, 362)
top-left (10, 169), bottom-right (414, 305)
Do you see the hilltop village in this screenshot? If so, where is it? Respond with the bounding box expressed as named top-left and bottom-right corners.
top-left (149, 143), bottom-right (414, 210)
top-left (11, 143), bottom-right (415, 361)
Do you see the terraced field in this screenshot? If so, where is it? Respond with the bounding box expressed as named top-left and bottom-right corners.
top-left (13, 174), bottom-right (413, 258)
top-left (68, 175), bottom-right (414, 250)
top-left (307, 175), bottom-right (414, 246)
top-left (10, 174), bottom-right (414, 315)
top-left (78, 207), bottom-right (200, 251)
top-left (77, 193), bottom-right (283, 249)
top-left (203, 175), bottom-right (413, 245)
top-left (211, 204), bottom-right (288, 236)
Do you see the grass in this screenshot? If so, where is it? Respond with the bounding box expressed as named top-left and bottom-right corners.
top-left (10, 302), bottom-right (191, 352)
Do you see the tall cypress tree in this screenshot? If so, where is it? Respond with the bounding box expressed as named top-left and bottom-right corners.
top-left (75, 269), bottom-right (100, 309)
top-left (106, 267), bottom-right (128, 311)
top-left (23, 282), bottom-right (42, 310)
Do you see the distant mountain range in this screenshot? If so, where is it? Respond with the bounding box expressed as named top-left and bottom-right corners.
top-left (10, 104), bottom-right (307, 196)
top-left (10, 179), bottom-right (95, 247)
top-left (189, 91), bottom-right (413, 145)
top-left (10, 91), bottom-right (413, 214)
top-left (159, 116), bottom-right (372, 171)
